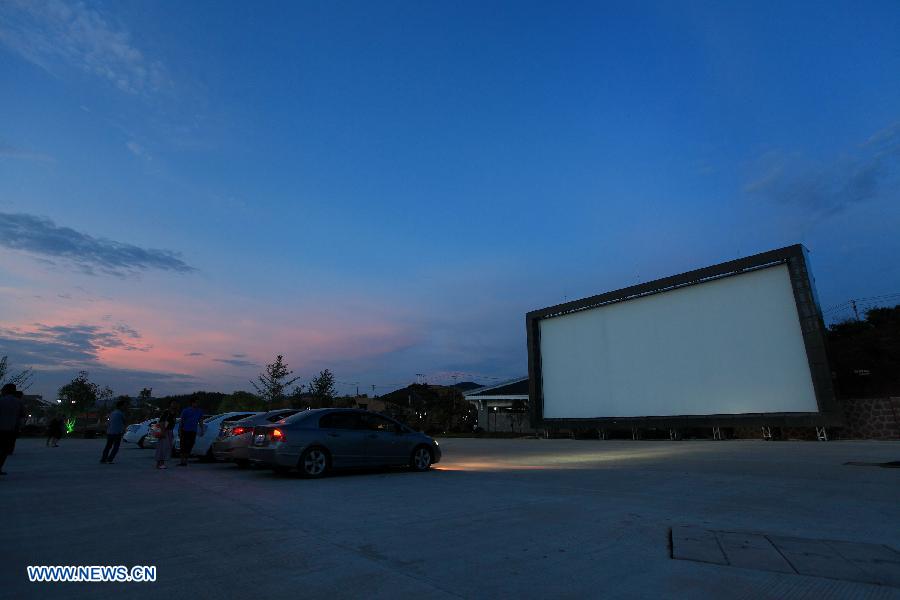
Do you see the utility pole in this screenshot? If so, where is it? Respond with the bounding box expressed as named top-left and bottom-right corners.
top-left (851, 299), bottom-right (860, 321)
top-left (371, 384), bottom-right (376, 397)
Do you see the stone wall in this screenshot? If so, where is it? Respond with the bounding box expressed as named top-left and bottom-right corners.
top-left (839, 397), bottom-right (900, 440)
top-left (730, 397), bottom-right (900, 440)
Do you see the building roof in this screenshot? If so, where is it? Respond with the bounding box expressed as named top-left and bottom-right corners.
top-left (464, 377), bottom-right (529, 399)
top-left (23, 394), bottom-right (52, 406)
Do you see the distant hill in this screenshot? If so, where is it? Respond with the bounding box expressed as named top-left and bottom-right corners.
top-left (378, 383), bottom-right (468, 410)
top-left (379, 383), bottom-right (436, 405)
top-left (380, 381), bottom-right (481, 399)
top-left (451, 381), bottom-right (483, 392)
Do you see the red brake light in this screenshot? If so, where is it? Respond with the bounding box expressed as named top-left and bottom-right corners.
top-left (272, 428), bottom-right (285, 442)
top-left (232, 426), bottom-right (246, 436)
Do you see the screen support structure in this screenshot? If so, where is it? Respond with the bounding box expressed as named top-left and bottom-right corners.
top-left (526, 244), bottom-right (839, 430)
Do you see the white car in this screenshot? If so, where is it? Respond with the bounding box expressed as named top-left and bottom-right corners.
top-left (123, 418), bottom-right (158, 448)
top-left (174, 412), bottom-right (261, 459)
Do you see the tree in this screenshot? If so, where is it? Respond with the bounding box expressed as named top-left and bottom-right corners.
top-left (251, 355), bottom-right (302, 405)
top-left (152, 391), bottom-right (227, 415)
top-left (138, 388), bottom-right (153, 404)
top-left (0, 355), bottom-right (34, 391)
top-left (57, 371), bottom-right (108, 416)
top-left (827, 305), bottom-right (900, 397)
top-left (308, 369), bottom-right (336, 408)
top-left (289, 385), bottom-right (310, 409)
top-left (97, 386), bottom-right (115, 408)
top-left (218, 390), bottom-right (265, 412)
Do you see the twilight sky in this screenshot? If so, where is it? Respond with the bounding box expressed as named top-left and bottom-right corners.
top-left (1, 0), bottom-right (899, 400)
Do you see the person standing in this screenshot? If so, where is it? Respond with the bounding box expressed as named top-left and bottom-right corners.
top-left (100, 399), bottom-right (127, 464)
top-left (46, 413), bottom-right (63, 447)
top-left (155, 400), bottom-right (178, 469)
top-left (0, 383), bottom-right (25, 475)
top-left (178, 399), bottom-right (205, 466)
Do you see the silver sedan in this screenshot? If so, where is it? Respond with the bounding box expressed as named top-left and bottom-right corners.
top-left (211, 408), bottom-right (302, 466)
top-left (247, 408), bottom-right (441, 477)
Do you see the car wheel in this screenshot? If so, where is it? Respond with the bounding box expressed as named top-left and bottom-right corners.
top-left (410, 446), bottom-right (433, 472)
top-left (299, 447), bottom-right (330, 478)
top-left (138, 436), bottom-right (146, 449)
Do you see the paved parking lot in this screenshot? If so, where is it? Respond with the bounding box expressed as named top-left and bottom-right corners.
top-left (1, 437), bottom-right (899, 598)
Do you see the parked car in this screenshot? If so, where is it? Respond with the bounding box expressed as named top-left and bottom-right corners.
top-left (124, 418), bottom-right (158, 448)
top-left (247, 408), bottom-right (441, 477)
top-left (212, 409), bottom-right (303, 467)
top-left (174, 412), bottom-right (261, 459)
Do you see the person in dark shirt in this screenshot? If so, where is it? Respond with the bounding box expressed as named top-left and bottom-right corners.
top-left (178, 399), bottom-right (205, 466)
top-left (46, 413), bottom-right (63, 447)
top-left (0, 384), bottom-right (25, 475)
top-left (155, 401), bottom-right (179, 470)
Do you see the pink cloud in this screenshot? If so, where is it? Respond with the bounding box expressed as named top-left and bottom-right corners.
top-left (0, 283), bottom-right (424, 384)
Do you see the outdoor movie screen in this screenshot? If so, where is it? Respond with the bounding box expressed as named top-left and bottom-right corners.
top-left (537, 262), bottom-right (821, 420)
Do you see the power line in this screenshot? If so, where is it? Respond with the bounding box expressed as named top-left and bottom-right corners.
top-left (822, 293), bottom-right (900, 322)
top-left (823, 300), bottom-right (852, 314)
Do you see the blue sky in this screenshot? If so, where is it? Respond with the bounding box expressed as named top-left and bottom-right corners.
top-left (1, 0), bottom-right (899, 399)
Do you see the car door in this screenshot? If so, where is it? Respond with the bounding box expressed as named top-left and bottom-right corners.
top-left (318, 412), bottom-right (368, 467)
top-left (359, 413), bottom-right (408, 466)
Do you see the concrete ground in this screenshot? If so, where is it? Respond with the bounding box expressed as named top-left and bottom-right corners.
top-left (1, 437), bottom-right (899, 599)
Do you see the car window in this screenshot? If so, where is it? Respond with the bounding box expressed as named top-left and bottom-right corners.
top-left (319, 412), bottom-right (359, 429)
top-left (268, 410), bottom-right (298, 422)
top-left (280, 409), bottom-right (313, 425)
top-left (359, 414), bottom-right (398, 432)
top-left (223, 413), bottom-right (254, 422)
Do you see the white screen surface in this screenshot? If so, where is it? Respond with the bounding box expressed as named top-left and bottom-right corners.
top-left (539, 264), bottom-right (819, 418)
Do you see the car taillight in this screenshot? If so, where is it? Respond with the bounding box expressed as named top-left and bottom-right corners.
top-left (271, 428), bottom-right (285, 442)
top-left (232, 426), bottom-right (247, 436)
